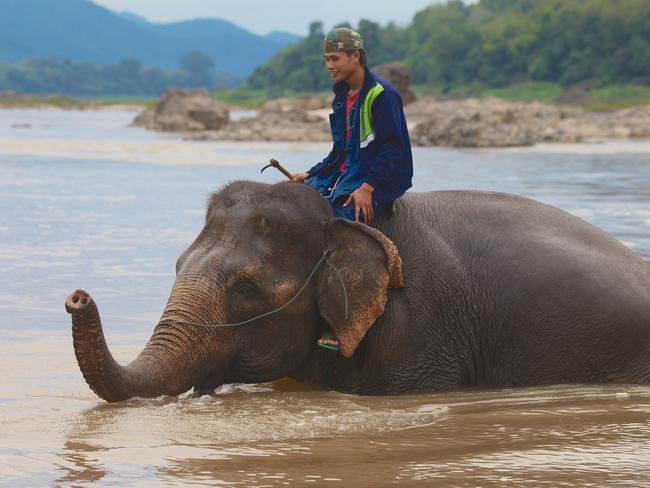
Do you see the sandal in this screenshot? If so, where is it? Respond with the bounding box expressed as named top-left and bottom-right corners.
top-left (317, 330), bottom-right (340, 351)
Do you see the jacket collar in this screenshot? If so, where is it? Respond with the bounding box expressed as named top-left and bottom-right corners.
top-left (332, 67), bottom-right (376, 99)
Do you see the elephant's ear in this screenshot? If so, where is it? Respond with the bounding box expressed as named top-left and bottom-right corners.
top-left (318, 219), bottom-right (403, 358)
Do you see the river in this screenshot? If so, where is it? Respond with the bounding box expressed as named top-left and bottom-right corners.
top-left (1, 108), bottom-right (649, 486)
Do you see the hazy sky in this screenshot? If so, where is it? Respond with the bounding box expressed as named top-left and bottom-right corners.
top-left (91, 0), bottom-right (446, 36)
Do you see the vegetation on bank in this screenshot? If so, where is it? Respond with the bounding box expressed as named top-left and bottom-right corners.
top-left (567, 85), bottom-right (650, 111)
top-left (409, 82), bottom-right (650, 111)
top-left (210, 82), bottom-right (650, 111)
top-left (248, 0), bottom-right (650, 93)
top-left (0, 94), bottom-right (154, 109)
top-left (211, 87), bottom-right (282, 108)
top-left (0, 51), bottom-right (240, 98)
top-left (3, 82), bottom-right (649, 112)
top-left (212, 87), bottom-right (329, 108)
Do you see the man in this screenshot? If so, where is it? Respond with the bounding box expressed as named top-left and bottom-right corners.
top-left (293, 28), bottom-right (413, 351)
top-left (292, 27), bottom-right (413, 224)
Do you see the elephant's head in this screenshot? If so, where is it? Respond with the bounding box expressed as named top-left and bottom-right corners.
top-left (66, 181), bottom-right (402, 401)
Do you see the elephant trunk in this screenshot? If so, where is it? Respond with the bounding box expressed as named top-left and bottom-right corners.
top-left (66, 289), bottom-right (215, 402)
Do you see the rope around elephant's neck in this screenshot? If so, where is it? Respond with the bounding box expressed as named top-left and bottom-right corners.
top-left (155, 251), bottom-right (348, 330)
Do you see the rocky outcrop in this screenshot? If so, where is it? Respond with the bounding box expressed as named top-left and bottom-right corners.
top-left (132, 88), bottom-right (229, 132)
top-left (132, 86), bottom-right (650, 148)
top-left (261, 95), bottom-right (330, 112)
top-left (406, 97), bottom-right (650, 147)
top-left (371, 62), bottom-right (416, 105)
top-left (189, 96), bottom-right (650, 146)
top-left (602, 106), bottom-right (650, 139)
top-left (189, 108), bottom-right (331, 143)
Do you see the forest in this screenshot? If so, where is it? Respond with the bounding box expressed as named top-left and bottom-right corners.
top-left (0, 50), bottom-right (239, 97)
top-left (247, 0), bottom-right (650, 94)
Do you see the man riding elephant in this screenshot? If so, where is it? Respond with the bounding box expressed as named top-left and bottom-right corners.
top-left (292, 28), bottom-right (413, 224)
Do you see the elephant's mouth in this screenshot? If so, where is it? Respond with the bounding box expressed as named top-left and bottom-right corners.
top-left (191, 361), bottom-right (231, 396)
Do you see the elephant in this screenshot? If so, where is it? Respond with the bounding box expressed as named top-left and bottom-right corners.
top-left (65, 181), bottom-right (650, 402)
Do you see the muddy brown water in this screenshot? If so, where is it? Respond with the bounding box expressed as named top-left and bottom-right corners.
top-left (1, 109), bottom-right (650, 486)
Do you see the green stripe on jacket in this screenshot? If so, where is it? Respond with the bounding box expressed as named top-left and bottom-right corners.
top-left (359, 82), bottom-right (384, 147)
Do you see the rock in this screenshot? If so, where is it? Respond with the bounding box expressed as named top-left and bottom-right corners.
top-left (407, 98), bottom-right (538, 147)
top-left (411, 115), bottom-right (535, 147)
top-left (608, 106), bottom-right (650, 138)
top-left (262, 96), bottom-right (330, 112)
top-left (405, 96), bottom-right (650, 147)
top-left (371, 62), bottom-right (417, 105)
top-left (190, 108), bottom-right (331, 143)
top-left (133, 88), bottom-right (229, 132)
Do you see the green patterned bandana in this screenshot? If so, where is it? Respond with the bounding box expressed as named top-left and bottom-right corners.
top-left (323, 28), bottom-right (365, 53)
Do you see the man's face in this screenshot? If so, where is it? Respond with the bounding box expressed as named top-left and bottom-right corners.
top-left (324, 51), bottom-right (360, 83)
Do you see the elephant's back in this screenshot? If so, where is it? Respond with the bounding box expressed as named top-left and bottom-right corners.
top-left (378, 190), bottom-right (650, 384)
top-left (432, 189), bottom-right (645, 270)
top-left (377, 189), bottom-right (650, 322)
top-left (381, 189), bottom-right (648, 280)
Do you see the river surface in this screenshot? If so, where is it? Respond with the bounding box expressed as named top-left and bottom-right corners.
top-left (1, 109), bottom-right (650, 487)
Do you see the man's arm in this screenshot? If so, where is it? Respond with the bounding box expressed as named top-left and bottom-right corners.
top-left (346, 89), bottom-right (409, 223)
top-left (292, 144), bottom-right (338, 182)
top-left (362, 89), bottom-right (408, 193)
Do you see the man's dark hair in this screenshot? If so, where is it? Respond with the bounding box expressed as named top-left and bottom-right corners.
top-left (345, 49), bottom-right (367, 67)
top-left (359, 50), bottom-right (368, 67)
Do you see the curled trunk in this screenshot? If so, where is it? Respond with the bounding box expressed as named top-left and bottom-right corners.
top-left (66, 289), bottom-right (212, 402)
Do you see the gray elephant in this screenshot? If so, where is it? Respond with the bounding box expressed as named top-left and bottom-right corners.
top-left (66, 181), bottom-right (650, 402)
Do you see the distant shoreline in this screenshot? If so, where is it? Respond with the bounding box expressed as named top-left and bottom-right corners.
top-left (0, 93), bottom-right (150, 111)
top-left (3, 81), bottom-right (650, 113)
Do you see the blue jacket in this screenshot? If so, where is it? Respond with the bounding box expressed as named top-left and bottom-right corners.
top-left (305, 68), bottom-right (413, 206)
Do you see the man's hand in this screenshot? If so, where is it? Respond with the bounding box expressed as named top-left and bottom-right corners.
top-left (291, 172), bottom-right (310, 183)
top-left (343, 183), bottom-right (375, 223)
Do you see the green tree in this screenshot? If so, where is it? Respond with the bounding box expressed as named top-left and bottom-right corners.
top-left (179, 50), bottom-right (216, 88)
top-left (247, 20), bottom-right (331, 92)
top-left (179, 50), bottom-right (215, 72)
top-left (0, 55), bottom-right (236, 96)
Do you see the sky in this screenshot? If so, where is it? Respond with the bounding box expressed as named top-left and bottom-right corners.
top-left (91, 0), bottom-right (446, 36)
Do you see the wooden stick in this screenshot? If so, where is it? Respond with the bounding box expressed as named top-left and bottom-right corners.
top-left (261, 158), bottom-right (294, 181)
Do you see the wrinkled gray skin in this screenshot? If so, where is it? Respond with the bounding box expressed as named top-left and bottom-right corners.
top-left (66, 181), bottom-right (650, 402)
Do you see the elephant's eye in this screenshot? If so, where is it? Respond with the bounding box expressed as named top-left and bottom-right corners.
top-left (233, 281), bottom-right (260, 299)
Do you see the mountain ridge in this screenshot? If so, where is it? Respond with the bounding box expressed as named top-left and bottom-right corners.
top-left (0, 0), bottom-right (301, 76)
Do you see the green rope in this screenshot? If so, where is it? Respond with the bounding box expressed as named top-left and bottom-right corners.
top-left (156, 251), bottom-right (348, 330)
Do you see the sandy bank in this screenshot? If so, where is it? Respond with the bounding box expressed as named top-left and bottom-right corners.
top-left (2, 134), bottom-right (650, 166)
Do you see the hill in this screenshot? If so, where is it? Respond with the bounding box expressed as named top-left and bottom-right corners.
top-left (0, 0), bottom-right (300, 76)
